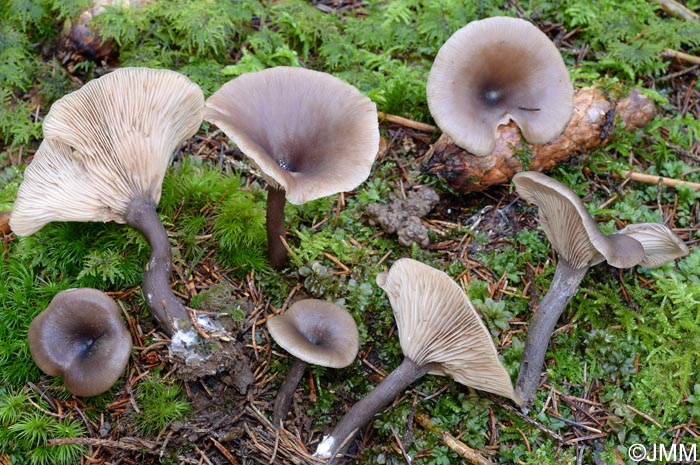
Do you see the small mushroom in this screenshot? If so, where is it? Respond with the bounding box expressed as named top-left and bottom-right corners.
top-left (512, 171), bottom-right (688, 410)
top-left (204, 66), bottom-right (379, 269)
top-left (10, 67), bottom-right (204, 336)
top-left (28, 288), bottom-right (132, 397)
top-left (426, 16), bottom-right (574, 156)
top-left (266, 299), bottom-right (359, 427)
top-left (315, 258), bottom-right (517, 463)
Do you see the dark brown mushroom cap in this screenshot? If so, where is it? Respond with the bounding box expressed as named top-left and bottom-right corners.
top-left (28, 288), bottom-right (133, 397)
top-left (616, 223), bottom-right (689, 268)
top-left (513, 171), bottom-right (645, 270)
top-left (203, 66), bottom-right (380, 205)
top-left (266, 299), bottom-right (359, 368)
top-left (10, 67), bottom-right (204, 236)
top-left (377, 258), bottom-right (518, 402)
top-left (427, 16), bottom-right (574, 156)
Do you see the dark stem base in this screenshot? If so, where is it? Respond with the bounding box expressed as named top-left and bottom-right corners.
top-left (126, 197), bottom-right (189, 336)
top-left (266, 186), bottom-right (288, 269)
top-left (318, 358), bottom-right (431, 465)
top-left (515, 259), bottom-right (589, 411)
top-left (272, 358), bottom-right (308, 427)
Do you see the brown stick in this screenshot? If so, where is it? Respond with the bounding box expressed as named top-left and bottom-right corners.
top-left (662, 49), bottom-right (700, 65)
top-left (624, 171), bottom-right (700, 190)
top-left (425, 88), bottom-right (657, 193)
top-left (652, 0), bottom-right (699, 21)
top-left (377, 111), bottom-right (437, 133)
top-left (415, 413), bottom-right (496, 465)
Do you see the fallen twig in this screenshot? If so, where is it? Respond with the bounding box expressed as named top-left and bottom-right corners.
top-left (415, 413), bottom-right (496, 465)
top-left (652, 0), bottom-right (699, 21)
top-left (378, 111), bottom-right (437, 133)
top-left (662, 49), bottom-right (700, 65)
top-left (624, 170), bottom-right (700, 190)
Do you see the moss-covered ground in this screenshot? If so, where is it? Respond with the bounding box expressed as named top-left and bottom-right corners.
top-left (1, 0), bottom-right (699, 464)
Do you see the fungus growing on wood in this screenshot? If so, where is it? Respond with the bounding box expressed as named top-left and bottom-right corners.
top-left (10, 67), bottom-right (204, 336)
top-left (315, 258), bottom-right (517, 463)
top-left (427, 16), bottom-right (574, 156)
top-left (266, 299), bottom-right (359, 427)
top-left (28, 288), bottom-right (132, 397)
top-left (203, 66), bottom-right (380, 269)
top-left (512, 171), bottom-right (688, 410)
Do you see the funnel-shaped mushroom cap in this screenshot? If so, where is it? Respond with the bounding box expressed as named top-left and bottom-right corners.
top-left (427, 16), bottom-right (574, 156)
top-left (377, 258), bottom-right (517, 402)
top-left (10, 67), bottom-right (204, 236)
top-left (266, 299), bottom-right (359, 368)
top-left (513, 171), bottom-right (645, 270)
top-left (28, 288), bottom-right (133, 397)
top-left (203, 66), bottom-right (380, 205)
top-left (616, 223), bottom-right (689, 268)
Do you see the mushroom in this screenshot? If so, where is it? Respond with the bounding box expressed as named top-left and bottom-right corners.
top-left (616, 222), bottom-right (689, 268)
top-left (28, 288), bottom-right (132, 397)
top-left (426, 16), bottom-right (574, 156)
top-left (266, 299), bottom-right (359, 427)
top-left (9, 67), bottom-right (204, 336)
top-left (512, 171), bottom-right (689, 410)
top-left (315, 258), bottom-right (517, 463)
top-left (203, 66), bottom-right (380, 269)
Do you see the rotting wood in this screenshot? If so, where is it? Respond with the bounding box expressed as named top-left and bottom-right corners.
top-left (424, 87), bottom-right (657, 193)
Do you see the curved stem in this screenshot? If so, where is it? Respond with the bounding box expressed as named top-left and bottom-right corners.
top-left (126, 197), bottom-right (189, 336)
top-left (315, 358), bottom-right (431, 464)
top-left (272, 357), bottom-right (308, 427)
top-left (266, 186), bottom-right (288, 269)
top-left (515, 259), bottom-right (589, 411)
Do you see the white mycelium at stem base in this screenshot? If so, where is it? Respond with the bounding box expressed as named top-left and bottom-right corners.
top-left (9, 67), bottom-right (204, 335)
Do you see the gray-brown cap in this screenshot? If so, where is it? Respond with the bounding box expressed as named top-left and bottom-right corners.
top-left (616, 223), bottom-right (689, 268)
top-left (28, 288), bottom-right (133, 397)
top-left (266, 299), bottom-right (359, 368)
top-left (203, 66), bottom-right (380, 205)
top-left (10, 67), bottom-right (204, 236)
top-left (377, 258), bottom-right (517, 402)
top-left (427, 16), bottom-right (574, 156)
top-left (513, 171), bottom-right (645, 270)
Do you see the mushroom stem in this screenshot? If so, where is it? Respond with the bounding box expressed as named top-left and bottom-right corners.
top-left (515, 259), bottom-right (589, 411)
top-left (315, 357), bottom-right (432, 464)
top-left (126, 196), bottom-right (189, 336)
top-left (266, 185), bottom-right (288, 269)
top-left (272, 357), bottom-right (308, 427)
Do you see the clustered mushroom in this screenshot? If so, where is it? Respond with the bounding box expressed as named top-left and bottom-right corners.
top-left (7, 11), bottom-right (692, 462)
top-left (315, 258), bottom-right (518, 463)
top-left (10, 67), bottom-right (204, 337)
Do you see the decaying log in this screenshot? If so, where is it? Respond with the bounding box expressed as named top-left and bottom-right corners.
top-left (424, 87), bottom-right (657, 193)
